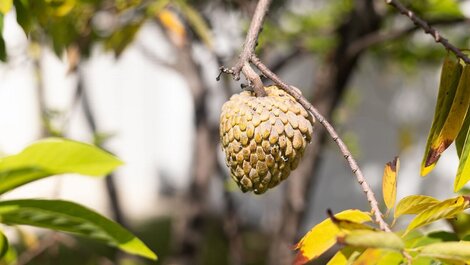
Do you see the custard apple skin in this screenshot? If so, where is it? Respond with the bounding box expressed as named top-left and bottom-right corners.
top-left (220, 86), bottom-right (315, 194)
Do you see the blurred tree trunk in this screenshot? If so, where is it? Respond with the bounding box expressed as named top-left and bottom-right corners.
top-left (268, 1), bottom-right (381, 263)
top-left (167, 42), bottom-right (218, 264)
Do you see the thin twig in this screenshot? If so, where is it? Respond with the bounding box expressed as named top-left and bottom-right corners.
top-left (250, 55), bottom-right (391, 232)
top-left (227, 0), bottom-right (271, 96)
top-left (385, 0), bottom-right (470, 64)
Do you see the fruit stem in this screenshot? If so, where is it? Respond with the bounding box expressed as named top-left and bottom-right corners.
top-left (242, 62), bottom-right (267, 97)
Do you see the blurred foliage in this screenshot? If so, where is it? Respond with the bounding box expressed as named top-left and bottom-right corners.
top-left (259, 0), bottom-right (353, 55)
top-left (259, 0), bottom-right (468, 70)
top-left (404, 0), bottom-right (463, 20)
top-left (0, 0), bottom-right (214, 61)
top-left (0, 139), bottom-right (156, 263)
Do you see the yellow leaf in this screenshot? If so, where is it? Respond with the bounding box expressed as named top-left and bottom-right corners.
top-left (327, 247), bottom-right (359, 265)
top-left (339, 230), bottom-right (405, 251)
top-left (417, 241), bottom-right (470, 263)
top-left (382, 157), bottom-right (399, 210)
top-left (376, 251), bottom-right (404, 265)
top-left (0, 0), bottom-right (12, 14)
top-left (405, 196), bottom-right (468, 235)
top-left (352, 248), bottom-right (382, 265)
top-left (157, 8), bottom-right (186, 47)
top-left (294, 210), bottom-right (371, 265)
top-left (421, 55), bottom-right (463, 176)
top-left (351, 249), bottom-right (403, 265)
top-left (426, 64), bottom-right (470, 168)
top-left (394, 195), bottom-right (440, 220)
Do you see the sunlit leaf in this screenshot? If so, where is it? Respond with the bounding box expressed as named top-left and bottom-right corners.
top-left (338, 230), bottom-right (405, 251)
top-left (454, 104), bottom-right (470, 191)
top-left (0, 138), bottom-right (123, 195)
top-left (421, 55), bottom-right (462, 176)
top-left (0, 0), bottom-right (12, 14)
top-left (352, 248), bottom-right (382, 264)
top-left (293, 210), bottom-right (371, 265)
top-left (350, 248), bottom-right (403, 265)
top-left (327, 247), bottom-right (359, 265)
top-left (417, 241), bottom-right (470, 263)
top-left (405, 197), bottom-right (468, 235)
top-left (0, 199), bottom-right (157, 260)
top-left (382, 157), bottom-right (399, 210)
top-left (394, 195), bottom-right (440, 220)
top-left (375, 251), bottom-right (403, 265)
top-left (426, 64), bottom-right (470, 168)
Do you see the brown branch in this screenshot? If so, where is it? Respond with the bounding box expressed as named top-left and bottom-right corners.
top-left (385, 0), bottom-right (470, 64)
top-left (225, 0), bottom-right (271, 96)
top-left (250, 54), bottom-right (391, 232)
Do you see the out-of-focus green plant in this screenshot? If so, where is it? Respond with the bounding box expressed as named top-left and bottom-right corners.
top-left (0, 138), bottom-right (157, 262)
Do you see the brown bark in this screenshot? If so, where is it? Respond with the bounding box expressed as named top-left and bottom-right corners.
top-left (168, 42), bottom-right (219, 264)
top-left (268, 1), bottom-right (382, 263)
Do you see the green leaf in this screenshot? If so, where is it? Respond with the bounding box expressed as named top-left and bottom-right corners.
top-left (394, 195), bottom-right (440, 220)
top-left (294, 209), bottom-right (371, 264)
top-left (13, 0), bottom-right (33, 34)
top-left (449, 213), bottom-right (470, 238)
top-left (427, 64), bottom-right (470, 170)
top-left (421, 55), bottom-right (462, 176)
top-left (406, 231), bottom-right (460, 254)
top-left (104, 22), bottom-right (144, 57)
top-left (339, 230), bottom-right (405, 251)
top-left (0, 199), bottom-right (157, 260)
top-left (455, 97), bottom-right (470, 191)
top-left (405, 197), bottom-right (468, 235)
top-left (0, 138), bottom-right (123, 195)
top-left (417, 241), bottom-right (470, 263)
top-left (0, 230), bottom-right (9, 260)
top-left (0, 14), bottom-right (6, 62)
top-left (0, 0), bottom-right (12, 14)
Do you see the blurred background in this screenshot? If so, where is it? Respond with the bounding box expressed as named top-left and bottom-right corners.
top-left (1, 0), bottom-right (470, 264)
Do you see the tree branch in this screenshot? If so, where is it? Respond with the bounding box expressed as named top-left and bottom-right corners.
top-left (250, 55), bottom-right (391, 232)
top-left (220, 0), bottom-right (391, 233)
top-left (224, 0), bottom-right (271, 97)
top-left (385, 0), bottom-right (470, 64)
